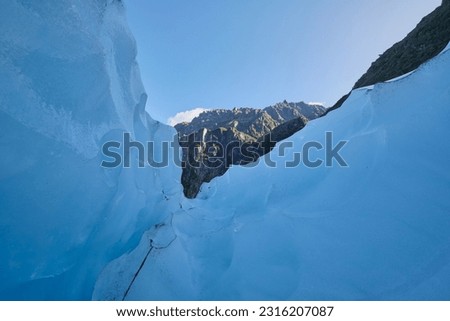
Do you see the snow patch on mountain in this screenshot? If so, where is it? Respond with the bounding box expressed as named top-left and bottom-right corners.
top-left (167, 108), bottom-right (210, 126)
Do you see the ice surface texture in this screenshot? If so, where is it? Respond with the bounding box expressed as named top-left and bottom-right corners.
top-left (0, 0), bottom-right (181, 299)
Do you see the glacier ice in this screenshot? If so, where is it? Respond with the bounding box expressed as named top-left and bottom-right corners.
top-left (0, 0), bottom-right (182, 299)
top-left (1, 0), bottom-right (450, 301)
top-left (95, 43), bottom-right (450, 300)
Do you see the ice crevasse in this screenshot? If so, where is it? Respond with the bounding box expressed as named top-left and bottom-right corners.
top-left (0, 0), bottom-right (450, 301)
top-left (95, 42), bottom-right (450, 300)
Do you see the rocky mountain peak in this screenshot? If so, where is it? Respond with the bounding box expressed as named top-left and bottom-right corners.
top-left (175, 101), bottom-right (326, 198)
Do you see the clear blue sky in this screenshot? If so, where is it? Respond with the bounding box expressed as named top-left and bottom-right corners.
top-left (125, 0), bottom-right (441, 124)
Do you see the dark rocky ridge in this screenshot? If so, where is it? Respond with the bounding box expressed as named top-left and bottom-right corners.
top-left (325, 0), bottom-right (450, 114)
top-left (354, 0), bottom-right (450, 89)
top-left (177, 101), bottom-right (324, 198)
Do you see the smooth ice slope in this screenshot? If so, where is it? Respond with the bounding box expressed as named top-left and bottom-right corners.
top-left (0, 0), bottom-right (181, 299)
top-left (95, 44), bottom-right (450, 300)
